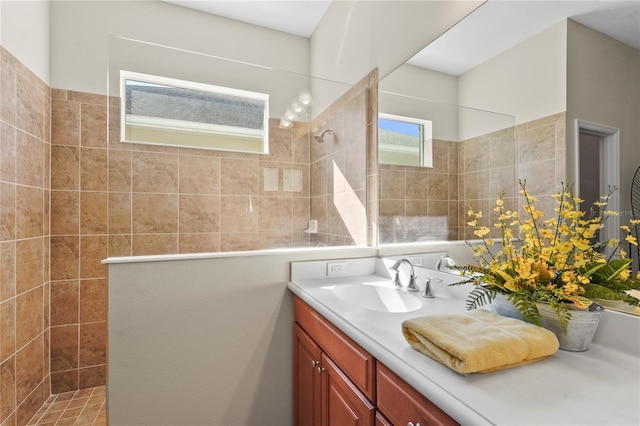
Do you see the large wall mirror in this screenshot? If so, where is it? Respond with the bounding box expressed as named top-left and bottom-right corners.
top-left (378, 1), bottom-right (640, 315)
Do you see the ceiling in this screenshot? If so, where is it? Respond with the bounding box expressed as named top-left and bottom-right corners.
top-left (164, 0), bottom-right (331, 38)
top-left (165, 0), bottom-right (640, 76)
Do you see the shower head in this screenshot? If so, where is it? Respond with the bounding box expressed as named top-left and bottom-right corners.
top-left (313, 128), bottom-right (333, 143)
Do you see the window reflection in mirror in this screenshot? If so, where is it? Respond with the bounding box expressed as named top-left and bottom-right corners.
top-left (378, 113), bottom-right (432, 168)
top-left (378, 90), bottom-right (516, 245)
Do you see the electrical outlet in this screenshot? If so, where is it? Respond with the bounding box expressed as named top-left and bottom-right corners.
top-left (408, 256), bottom-right (422, 266)
top-left (327, 261), bottom-right (347, 276)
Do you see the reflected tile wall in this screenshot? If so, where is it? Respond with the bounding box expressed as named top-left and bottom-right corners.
top-left (0, 47), bottom-right (51, 425)
top-left (459, 112), bottom-right (566, 240)
top-left (380, 113), bottom-right (566, 243)
top-left (460, 126), bottom-right (516, 240)
top-left (514, 112), bottom-right (566, 230)
top-left (310, 70), bottom-right (377, 247)
top-left (379, 140), bottom-right (459, 244)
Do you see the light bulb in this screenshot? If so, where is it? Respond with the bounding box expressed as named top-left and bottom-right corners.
top-left (292, 102), bottom-right (303, 114)
top-left (285, 110), bottom-right (297, 121)
top-left (279, 119), bottom-right (293, 129)
top-left (299, 91), bottom-right (312, 106)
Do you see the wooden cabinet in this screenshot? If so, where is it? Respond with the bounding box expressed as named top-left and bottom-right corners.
top-left (293, 296), bottom-right (457, 426)
top-left (294, 297), bottom-right (375, 400)
top-left (294, 323), bottom-right (322, 426)
top-left (294, 296), bottom-right (375, 426)
top-left (377, 363), bottom-right (458, 426)
top-left (322, 353), bottom-right (375, 426)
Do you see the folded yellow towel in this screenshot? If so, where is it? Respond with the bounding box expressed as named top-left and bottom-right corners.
top-left (402, 309), bottom-right (560, 375)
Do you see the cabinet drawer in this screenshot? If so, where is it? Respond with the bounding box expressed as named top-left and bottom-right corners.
top-left (377, 363), bottom-right (458, 426)
top-left (294, 297), bottom-right (376, 401)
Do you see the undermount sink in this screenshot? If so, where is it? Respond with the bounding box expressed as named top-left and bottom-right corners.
top-left (332, 284), bottom-right (422, 313)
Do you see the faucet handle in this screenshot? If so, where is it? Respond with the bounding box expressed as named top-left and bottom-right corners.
top-left (407, 274), bottom-right (419, 292)
top-left (422, 277), bottom-right (442, 298)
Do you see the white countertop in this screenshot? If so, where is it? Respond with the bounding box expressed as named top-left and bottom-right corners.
top-left (288, 257), bottom-right (640, 426)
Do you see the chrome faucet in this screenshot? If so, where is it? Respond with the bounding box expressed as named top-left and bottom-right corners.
top-left (390, 259), bottom-right (419, 292)
top-left (435, 255), bottom-right (456, 271)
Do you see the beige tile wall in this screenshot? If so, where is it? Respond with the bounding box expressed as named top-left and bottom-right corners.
top-left (104, 117), bottom-right (311, 255)
top-left (48, 91), bottom-right (313, 393)
top-left (0, 47), bottom-right (52, 426)
top-left (515, 112), bottom-right (566, 218)
top-left (310, 70), bottom-right (377, 246)
top-left (460, 113), bottom-right (565, 239)
top-left (379, 139), bottom-right (459, 244)
top-left (380, 113), bottom-right (566, 243)
top-left (459, 126), bottom-right (517, 239)
top-left (49, 89), bottom-right (108, 394)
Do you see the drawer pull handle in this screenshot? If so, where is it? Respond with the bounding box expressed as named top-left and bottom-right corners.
top-left (311, 360), bottom-right (320, 367)
top-left (316, 366), bottom-right (326, 374)
top-left (407, 423), bottom-right (421, 426)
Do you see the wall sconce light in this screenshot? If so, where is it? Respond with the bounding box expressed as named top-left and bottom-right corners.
top-left (281, 90), bottom-right (312, 128)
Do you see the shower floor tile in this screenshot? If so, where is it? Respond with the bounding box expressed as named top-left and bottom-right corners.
top-left (27, 386), bottom-right (107, 425)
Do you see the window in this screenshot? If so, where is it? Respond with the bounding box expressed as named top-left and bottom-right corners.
top-left (120, 71), bottom-right (269, 153)
top-left (378, 113), bottom-right (432, 167)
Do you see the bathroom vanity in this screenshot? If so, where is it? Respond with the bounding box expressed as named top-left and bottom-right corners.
top-left (288, 257), bottom-right (640, 425)
top-left (294, 296), bottom-right (456, 425)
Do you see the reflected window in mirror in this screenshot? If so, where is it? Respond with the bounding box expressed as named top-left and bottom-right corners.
top-left (120, 70), bottom-right (269, 153)
top-left (378, 113), bottom-right (432, 168)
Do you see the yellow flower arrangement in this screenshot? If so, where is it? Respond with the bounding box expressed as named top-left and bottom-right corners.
top-left (456, 180), bottom-right (640, 332)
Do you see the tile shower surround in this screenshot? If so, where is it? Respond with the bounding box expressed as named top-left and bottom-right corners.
top-left (0, 47), bottom-right (52, 426)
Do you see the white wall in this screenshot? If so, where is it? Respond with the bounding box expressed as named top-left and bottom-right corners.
top-left (566, 19), bottom-right (640, 226)
top-left (458, 19), bottom-right (567, 126)
top-left (377, 64), bottom-right (515, 142)
top-left (378, 65), bottom-right (459, 142)
top-left (310, 0), bottom-right (483, 113)
top-left (50, 0), bottom-right (310, 95)
top-left (106, 238), bottom-right (479, 426)
top-left (378, 19), bottom-right (566, 140)
top-left (379, 64), bottom-right (458, 104)
top-left (0, 0), bottom-right (50, 84)
top-left (107, 248), bottom-right (377, 426)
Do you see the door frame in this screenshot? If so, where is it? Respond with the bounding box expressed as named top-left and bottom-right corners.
top-left (573, 119), bottom-right (620, 253)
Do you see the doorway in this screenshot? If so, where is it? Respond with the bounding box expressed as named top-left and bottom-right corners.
top-left (574, 119), bottom-right (620, 257)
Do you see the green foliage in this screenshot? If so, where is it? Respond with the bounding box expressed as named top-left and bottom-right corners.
top-left (582, 258), bottom-right (640, 306)
top-left (584, 283), bottom-right (640, 306)
top-left (592, 258), bottom-right (632, 283)
top-left (509, 293), bottom-right (544, 327)
top-left (547, 299), bottom-right (573, 333)
top-left (465, 286), bottom-right (496, 310)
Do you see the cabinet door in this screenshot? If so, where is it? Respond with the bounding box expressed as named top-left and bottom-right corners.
top-left (294, 297), bottom-right (376, 400)
top-left (294, 324), bottom-right (322, 426)
top-left (321, 353), bottom-right (375, 426)
top-left (377, 363), bottom-right (458, 426)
